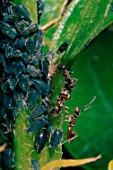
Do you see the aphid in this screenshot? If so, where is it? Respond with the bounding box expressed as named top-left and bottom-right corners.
top-left (13, 4), bottom-right (31, 23)
top-left (5, 46), bottom-right (13, 58)
top-left (0, 53), bottom-right (6, 66)
top-left (57, 41), bottom-right (69, 54)
top-left (14, 20), bottom-right (26, 33)
top-left (44, 123), bottom-right (53, 138)
top-left (4, 61), bottom-right (15, 74)
top-left (21, 51), bottom-right (29, 63)
top-left (18, 74), bottom-right (30, 92)
top-left (3, 94), bottom-right (13, 110)
top-left (50, 130), bottom-right (62, 150)
top-left (0, 22), bottom-right (18, 39)
top-left (12, 48), bottom-right (23, 58)
top-left (13, 37), bottom-right (26, 50)
top-left (31, 158), bottom-right (40, 170)
top-left (26, 116), bottom-right (50, 133)
top-left (40, 59), bottom-right (49, 79)
top-left (1, 81), bottom-right (9, 93)
top-left (20, 23), bottom-right (38, 37)
top-left (35, 29), bottom-right (44, 43)
top-left (27, 65), bottom-right (42, 78)
top-left (36, 50), bottom-right (44, 60)
top-left (34, 132), bottom-right (48, 153)
top-left (28, 104), bottom-right (45, 120)
top-left (37, 0), bottom-right (44, 24)
top-left (2, 2), bottom-right (14, 21)
top-left (14, 61), bottom-right (26, 79)
top-left (13, 90), bottom-right (24, 101)
top-left (12, 106), bottom-right (19, 117)
top-left (29, 55), bottom-right (39, 66)
top-left (27, 89), bottom-right (40, 108)
top-left (7, 75), bottom-right (16, 91)
top-left (84, 39), bottom-right (91, 48)
top-left (25, 38), bottom-right (36, 54)
top-left (31, 79), bottom-right (50, 96)
top-left (29, 23), bottom-right (39, 35)
top-left (16, 100), bottom-right (25, 110)
top-left (1, 148), bottom-right (14, 169)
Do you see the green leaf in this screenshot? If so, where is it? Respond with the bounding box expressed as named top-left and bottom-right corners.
top-left (64, 26), bottom-right (113, 170)
top-left (51, 0), bottom-right (113, 65)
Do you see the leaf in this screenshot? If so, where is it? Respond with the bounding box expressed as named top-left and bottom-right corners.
top-left (108, 160), bottom-right (113, 170)
top-left (51, 0), bottom-right (113, 65)
top-left (41, 154), bottom-right (101, 170)
top-left (64, 25), bottom-right (113, 170)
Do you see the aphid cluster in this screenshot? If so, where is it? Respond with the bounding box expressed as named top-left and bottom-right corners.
top-left (0, 0), bottom-right (59, 169)
top-left (0, 0), bottom-right (87, 169)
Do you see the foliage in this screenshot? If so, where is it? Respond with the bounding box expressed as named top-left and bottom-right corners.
top-left (0, 0), bottom-right (113, 170)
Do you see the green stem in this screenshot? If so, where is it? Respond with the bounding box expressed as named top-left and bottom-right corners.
top-left (14, 110), bottom-right (34, 170)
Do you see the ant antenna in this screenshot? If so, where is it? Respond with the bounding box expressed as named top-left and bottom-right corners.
top-left (81, 96), bottom-right (96, 112)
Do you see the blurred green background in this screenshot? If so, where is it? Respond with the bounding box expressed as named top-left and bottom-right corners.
top-left (61, 25), bottom-right (113, 170)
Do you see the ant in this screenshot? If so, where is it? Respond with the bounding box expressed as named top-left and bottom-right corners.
top-left (66, 96), bottom-right (96, 143)
top-left (50, 88), bottom-right (70, 116)
top-left (58, 64), bottom-right (77, 92)
top-left (50, 64), bottom-right (76, 116)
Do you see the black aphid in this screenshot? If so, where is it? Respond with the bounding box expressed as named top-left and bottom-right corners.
top-left (57, 41), bottom-right (69, 54)
top-left (28, 104), bottom-right (45, 120)
top-left (26, 116), bottom-right (50, 133)
top-left (37, 0), bottom-right (44, 24)
top-left (34, 132), bottom-right (48, 153)
top-left (50, 130), bottom-right (62, 150)
top-left (31, 159), bottom-right (40, 170)
top-left (1, 148), bottom-right (14, 170)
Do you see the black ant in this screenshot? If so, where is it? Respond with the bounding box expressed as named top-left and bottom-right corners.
top-left (50, 101), bottom-right (63, 116)
top-left (58, 64), bottom-right (77, 92)
top-left (50, 88), bottom-right (70, 116)
top-left (66, 96), bottom-right (96, 143)
top-left (50, 64), bottom-right (76, 116)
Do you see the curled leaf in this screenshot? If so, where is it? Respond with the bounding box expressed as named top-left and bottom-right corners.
top-left (108, 160), bottom-right (113, 170)
top-left (41, 154), bottom-right (102, 170)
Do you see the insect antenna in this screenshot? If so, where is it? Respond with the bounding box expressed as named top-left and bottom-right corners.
top-left (81, 96), bottom-right (96, 112)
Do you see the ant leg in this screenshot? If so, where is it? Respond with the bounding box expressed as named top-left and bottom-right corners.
top-left (61, 134), bottom-right (78, 145)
